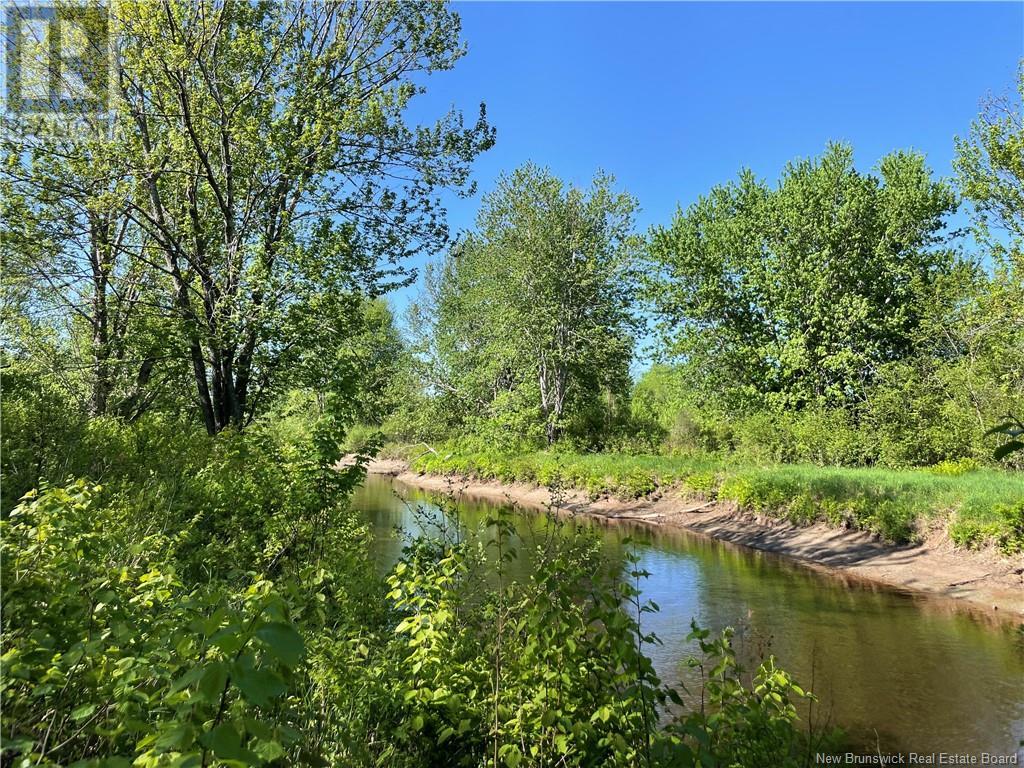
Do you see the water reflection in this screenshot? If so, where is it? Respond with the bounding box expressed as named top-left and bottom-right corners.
top-left (352, 474), bottom-right (1024, 757)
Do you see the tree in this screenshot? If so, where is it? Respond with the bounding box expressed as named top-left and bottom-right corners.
top-left (954, 62), bottom-right (1024, 461)
top-left (646, 143), bottom-right (960, 409)
top-left (3, 0), bottom-right (493, 434)
top-left (417, 164), bottom-right (640, 445)
top-left (344, 298), bottom-right (408, 426)
top-left (954, 63), bottom-right (1024, 269)
top-left (1, 74), bottom-right (174, 420)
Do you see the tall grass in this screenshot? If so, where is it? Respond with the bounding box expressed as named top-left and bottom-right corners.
top-left (410, 448), bottom-right (1024, 551)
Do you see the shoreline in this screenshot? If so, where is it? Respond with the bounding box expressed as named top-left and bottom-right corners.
top-left (362, 458), bottom-right (1024, 620)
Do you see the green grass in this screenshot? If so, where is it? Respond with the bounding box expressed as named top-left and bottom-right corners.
top-left (408, 447), bottom-right (1024, 552)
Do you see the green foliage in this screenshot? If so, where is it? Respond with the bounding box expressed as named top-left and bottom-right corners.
top-left (0, 411), bottom-right (380, 766)
top-left (631, 340), bottom-right (1023, 470)
top-left (953, 64), bottom-right (1024, 463)
top-left (413, 447), bottom-right (1024, 548)
top-left (382, 526), bottom-right (664, 766)
top-left (2, 0), bottom-right (493, 434)
top-left (1, 481), bottom-right (309, 766)
top-left (668, 623), bottom-right (819, 768)
top-left (1, 380), bottom-right (823, 767)
top-left (345, 299), bottom-right (415, 427)
top-left (378, 516), bottom-right (821, 768)
top-left (949, 501), bottom-right (1024, 555)
top-left (954, 62), bottom-right (1024, 267)
top-left (411, 164), bottom-right (640, 448)
top-left (646, 143), bottom-right (960, 410)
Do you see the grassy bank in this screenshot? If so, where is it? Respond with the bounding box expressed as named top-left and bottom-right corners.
top-left (406, 448), bottom-right (1024, 553)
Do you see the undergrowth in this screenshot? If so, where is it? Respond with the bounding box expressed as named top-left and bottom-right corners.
top-left (410, 448), bottom-right (1024, 551)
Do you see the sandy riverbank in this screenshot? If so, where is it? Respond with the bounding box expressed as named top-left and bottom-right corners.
top-left (359, 458), bottom-right (1024, 618)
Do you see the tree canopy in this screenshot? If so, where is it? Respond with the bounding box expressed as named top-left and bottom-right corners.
top-left (645, 143), bottom-right (960, 409)
top-left (414, 164), bottom-right (640, 446)
top-left (2, 0), bottom-right (493, 433)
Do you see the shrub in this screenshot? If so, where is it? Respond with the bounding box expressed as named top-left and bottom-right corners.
top-left (614, 469), bottom-right (658, 499)
top-left (666, 623), bottom-right (820, 768)
top-left (928, 458), bottom-right (981, 477)
top-left (996, 501), bottom-right (1024, 554)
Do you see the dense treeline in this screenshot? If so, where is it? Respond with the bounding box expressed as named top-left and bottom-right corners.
top-left (368, 68), bottom-right (1024, 555)
top-left (394, 74), bottom-right (1023, 472)
top-left (0, 2), bottom-right (842, 766)
top-left (387, 76), bottom-right (1019, 468)
top-left (635, 135), bottom-right (1021, 468)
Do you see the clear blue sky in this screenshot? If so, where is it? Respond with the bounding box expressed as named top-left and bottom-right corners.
top-left (394, 1), bottom-right (1023, 317)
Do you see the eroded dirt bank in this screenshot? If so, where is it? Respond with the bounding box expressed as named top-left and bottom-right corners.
top-left (362, 458), bottom-right (1024, 619)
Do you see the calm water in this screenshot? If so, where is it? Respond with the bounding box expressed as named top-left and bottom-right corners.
top-left (352, 474), bottom-right (1024, 757)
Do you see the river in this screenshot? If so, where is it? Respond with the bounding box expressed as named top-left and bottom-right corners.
top-left (352, 473), bottom-right (1024, 758)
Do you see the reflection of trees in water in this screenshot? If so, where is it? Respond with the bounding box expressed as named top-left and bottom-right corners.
top-left (353, 475), bottom-right (1024, 756)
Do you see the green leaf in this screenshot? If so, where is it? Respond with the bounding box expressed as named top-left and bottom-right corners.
top-left (198, 662), bottom-right (228, 702)
top-left (210, 624), bottom-right (246, 656)
top-left (201, 722), bottom-right (258, 764)
top-left (255, 622), bottom-right (305, 668)
top-left (155, 723), bottom-right (196, 752)
top-left (170, 666), bottom-right (204, 694)
top-left (254, 739), bottom-right (285, 762)
top-left (70, 703), bottom-right (97, 722)
top-left (502, 745), bottom-right (523, 767)
top-left (235, 667), bottom-right (287, 707)
top-left (202, 723), bottom-right (241, 760)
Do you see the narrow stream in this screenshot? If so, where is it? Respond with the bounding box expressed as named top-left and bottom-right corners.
top-left (352, 474), bottom-right (1024, 757)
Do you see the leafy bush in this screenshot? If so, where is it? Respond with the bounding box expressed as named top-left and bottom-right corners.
top-left (928, 458), bottom-right (982, 476)
top-left (995, 501), bottom-right (1024, 554)
top-left (669, 623), bottom-right (825, 768)
top-left (0, 360), bottom-right (90, 512)
top-left (1, 480), bottom-right (322, 766)
top-left (1, 402), bottom-right (826, 767)
top-left (380, 516), bottom-right (821, 767)
top-left (0, 399), bottom-right (387, 766)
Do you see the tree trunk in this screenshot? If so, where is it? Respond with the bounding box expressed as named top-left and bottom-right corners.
top-left (88, 216), bottom-right (112, 416)
top-left (539, 356), bottom-right (567, 445)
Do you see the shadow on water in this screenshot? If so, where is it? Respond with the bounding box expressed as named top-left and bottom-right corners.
top-left (352, 474), bottom-right (1024, 758)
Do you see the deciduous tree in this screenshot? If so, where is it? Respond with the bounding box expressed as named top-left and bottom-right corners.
top-left (418, 164), bottom-right (639, 445)
top-left (646, 143), bottom-right (959, 409)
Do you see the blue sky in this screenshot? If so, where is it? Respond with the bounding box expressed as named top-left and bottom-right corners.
top-left (395, 1), bottom-right (1023, 317)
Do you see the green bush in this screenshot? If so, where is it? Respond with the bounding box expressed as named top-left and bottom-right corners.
top-left (630, 354), bottom-right (1023, 472)
top-left (928, 458), bottom-right (982, 476)
top-left (996, 501), bottom-right (1024, 554)
top-left (948, 518), bottom-right (1000, 550)
top-left (0, 451), bottom-right (376, 766)
top-left (0, 392), bottom-right (389, 766)
top-left (669, 623), bottom-right (825, 768)
top-left (615, 468), bottom-right (658, 499)
top-left (382, 518), bottom-right (819, 768)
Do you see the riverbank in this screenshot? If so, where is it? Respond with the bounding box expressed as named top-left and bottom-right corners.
top-left (362, 458), bottom-right (1024, 618)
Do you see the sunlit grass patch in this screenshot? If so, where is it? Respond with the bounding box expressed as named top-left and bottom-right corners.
top-left (412, 448), bottom-right (1024, 551)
